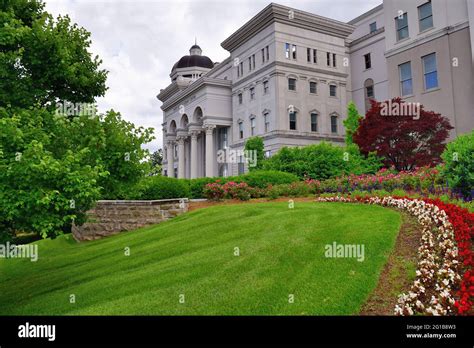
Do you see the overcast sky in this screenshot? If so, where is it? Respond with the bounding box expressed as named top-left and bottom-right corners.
top-left (45, 0), bottom-right (382, 152)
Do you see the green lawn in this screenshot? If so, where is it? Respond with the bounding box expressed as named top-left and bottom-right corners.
top-left (0, 202), bottom-right (401, 315)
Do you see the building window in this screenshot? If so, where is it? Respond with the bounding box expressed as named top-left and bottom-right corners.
top-left (364, 53), bottom-right (372, 69)
top-left (238, 156), bottom-right (245, 175)
top-left (292, 44), bottom-right (297, 59)
top-left (313, 49), bottom-right (317, 63)
top-left (174, 167), bottom-right (178, 178)
top-left (327, 52), bottom-right (331, 66)
top-left (419, 1), bottom-right (433, 32)
top-left (333, 53), bottom-right (336, 67)
top-left (309, 81), bottom-right (317, 94)
top-left (307, 48), bottom-right (311, 62)
top-left (261, 48), bottom-right (265, 63)
top-left (289, 111), bottom-right (297, 130)
top-left (330, 115), bottom-right (338, 134)
top-left (248, 57), bottom-right (251, 71)
top-left (399, 61), bottom-right (413, 96)
top-left (238, 93), bottom-right (242, 104)
top-left (264, 150), bottom-right (271, 158)
top-left (422, 53), bottom-right (438, 90)
top-left (250, 117), bottom-right (256, 136)
top-left (250, 87), bottom-right (255, 100)
top-left (396, 13), bottom-right (409, 41)
top-left (369, 21), bottom-right (377, 33)
top-left (218, 127), bottom-right (228, 150)
top-left (264, 112), bottom-right (270, 132)
top-left (329, 84), bottom-right (337, 97)
top-left (263, 80), bottom-right (269, 94)
top-left (174, 144), bottom-right (178, 158)
top-left (238, 121), bottom-right (243, 139)
top-left (164, 169), bottom-right (167, 177)
top-left (310, 113), bottom-right (318, 132)
top-left (237, 66), bottom-right (240, 78)
top-left (364, 78), bottom-right (374, 112)
top-left (239, 62), bottom-right (243, 76)
top-left (252, 54), bottom-right (255, 69)
top-left (366, 85), bottom-right (374, 98)
top-left (285, 43), bottom-right (290, 59)
top-left (288, 78), bottom-right (296, 91)
top-left (266, 46), bottom-right (269, 61)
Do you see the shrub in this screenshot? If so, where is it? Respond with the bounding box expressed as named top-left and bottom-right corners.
top-left (441, 130), bottom-right (474, 199)
top-left (240, 170), bottom-right (298, 188)
top-left (263, 142), bottom-right (382, 180)
top-left (222, 182), bottom-right (252, 201)
top-left (134, 176), bottom-right (189, 200)
top-left (188, 177), bottom-right (218, 199)
top-left (203, 183), bottom-right (225, 201)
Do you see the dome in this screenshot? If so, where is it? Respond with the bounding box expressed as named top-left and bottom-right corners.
top-left (171, 44), bottom-right (214, 73)
top-left (171, 55), bottom-right (214, 73)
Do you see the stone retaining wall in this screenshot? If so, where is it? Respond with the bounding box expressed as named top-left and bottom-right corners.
top-left (72, 198), bottom-right (189, 241)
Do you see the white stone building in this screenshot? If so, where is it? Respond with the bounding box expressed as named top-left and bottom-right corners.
top-left (158, 1), bottom-right (473, 179)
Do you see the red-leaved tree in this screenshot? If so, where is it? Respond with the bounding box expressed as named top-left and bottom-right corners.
top-left (354, 98), bottom-right (453, 170)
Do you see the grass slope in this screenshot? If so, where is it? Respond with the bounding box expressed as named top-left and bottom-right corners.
top-left (0, 202), bottom-right (401, 315)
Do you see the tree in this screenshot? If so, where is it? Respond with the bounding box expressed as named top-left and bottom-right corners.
top-left (0, 1), bottom-right (153, 240)
top-left (354, 98), bottom-right (453, 171)
top-left (244, 136), bottom-right (264, 171)
top-left (147, 149), bottom-right (163, 176)
top-left (0, 0), bottom-right (107, 109)
top-left (0, 107), bottom-right (107, 241)
top-left (343, 101), bottom-right (362, 145)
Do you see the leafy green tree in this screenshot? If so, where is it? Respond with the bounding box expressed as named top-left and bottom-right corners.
top-left (244, 136), bottom-right (265, 171)
top-left (0, 1), bottom-right (154, 240)
top-left (0, 107), bottom-right (107, 240)
top-left (147, 149), bottom-right (163, 176)
top-left (343, 101), bottom-right (362, 145)
top-left (0, 0), bottom-right (107, 109)
top-left (441, 130), bottom-right (474, 198)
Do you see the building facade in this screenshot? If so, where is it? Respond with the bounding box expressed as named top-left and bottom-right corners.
top-left (158, 1), bottom-right (474, 179)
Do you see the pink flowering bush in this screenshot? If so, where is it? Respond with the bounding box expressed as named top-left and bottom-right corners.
top-left (203, 181), bottom-right (252, 201)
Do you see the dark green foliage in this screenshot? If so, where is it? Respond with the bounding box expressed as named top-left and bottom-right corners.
top-left (133, 176), bottom-right (190, 200)
top-left (244, 136), bottom-right (265, 171)
top-left (441, 130), bottom-right (474, 198)
top-left (263, 142), bottom-right (382, 180)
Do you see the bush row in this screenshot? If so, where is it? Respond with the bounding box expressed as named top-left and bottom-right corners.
top-left (128, 170), bottom-right (299, 200)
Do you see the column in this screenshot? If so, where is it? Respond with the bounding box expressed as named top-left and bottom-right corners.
top-left (167, 140), bottom-right (174, 178)
top-left (190, 131), bottom-right (199, 179)
top-left (204, 124), bottom-right (216, 178)
top-left (177, 137), bottom-right (185, 179)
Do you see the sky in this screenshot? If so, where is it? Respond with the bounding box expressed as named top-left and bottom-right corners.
top-left (45, 0), bottom-right (382, 152)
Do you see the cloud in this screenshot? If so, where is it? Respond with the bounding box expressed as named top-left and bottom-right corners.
top-left (44, 0), bottom-right (382, 152)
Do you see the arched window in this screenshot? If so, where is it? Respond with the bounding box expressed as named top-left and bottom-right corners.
top-left (364, 78), bottom-right (375, 112)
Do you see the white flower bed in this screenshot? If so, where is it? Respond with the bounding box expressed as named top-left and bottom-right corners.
top-left (316, 196), bottom-right (461, 315)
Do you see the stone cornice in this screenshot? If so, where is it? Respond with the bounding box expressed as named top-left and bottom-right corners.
top-left (230, 130), bottom-right (345, 147)
top-left (160, 77), bottom-right (232, 111)
top-left (347, 27), bottom-right (385, 48)
top-left (221, 3), bottom-right (355, 52)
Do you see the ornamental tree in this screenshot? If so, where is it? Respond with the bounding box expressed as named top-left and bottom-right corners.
top-left (354, 98), bottom-right (453, 171)
top-left (244, 136), bottom-right (265, 171)
top-left (343, 101), bottom-right (362, 145)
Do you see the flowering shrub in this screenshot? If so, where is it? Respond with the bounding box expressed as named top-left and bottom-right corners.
top-left (203, 181), bottom-right (252, 201)
top-left (203, 182), bottom-right (225, 200)
top-left (316, 195), bottom-right (473, 316)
